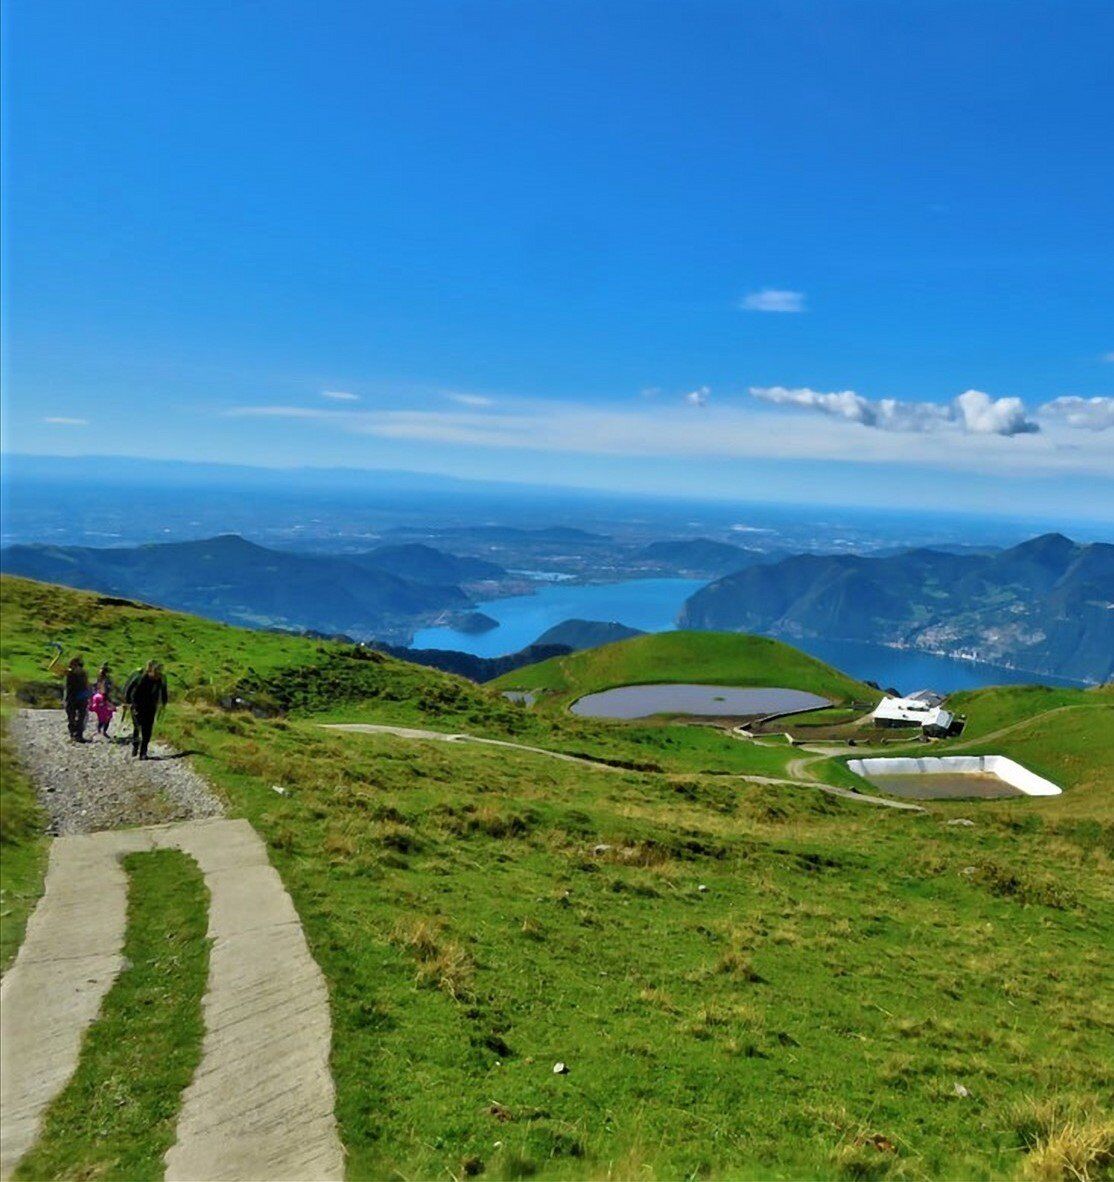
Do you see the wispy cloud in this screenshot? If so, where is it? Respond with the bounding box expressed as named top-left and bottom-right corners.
top-left (321, 390), bottom-right (359, 401)
top-left (42, 416), bottom-right (88, 426)
top-left (1039, 396), bottom-right (1114, 431)
top-left (227, 406), bottom-right (330, 419)
top-left (1102, 352), bottom-right (1114, 363)
top-left (684, 386), bottom-right (710, 407)
top-left (446, 393), bottom-right (495, 407)
top-left (750, 386), bottom-right (1039, 437)
top-left (739, 289), bottom-right (806, 314)
top-left (219, 394), bottom-right (1109, 476)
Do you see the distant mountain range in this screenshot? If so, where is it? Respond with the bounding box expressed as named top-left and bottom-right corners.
top-left (0, 535), bottom-right (504, 642)
top-left (680, 533), bottom-right (1113, 684)
top-left (371, 642), bottom-right (573, 683)
top-left (635, 538), bottom-right (768, 577)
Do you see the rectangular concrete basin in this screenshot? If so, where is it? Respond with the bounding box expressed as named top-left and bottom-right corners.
top-left (848, 755), bottom-right (1062, 799)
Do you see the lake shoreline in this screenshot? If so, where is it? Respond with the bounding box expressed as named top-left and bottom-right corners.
top-left (411, 577), bottom-right (1091, 693)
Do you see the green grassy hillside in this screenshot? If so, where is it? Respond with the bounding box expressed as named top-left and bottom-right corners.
top-left (492, 630), bottom-right (879, 710)
top-left (0, 577), bottom-right (803, 780)
top-left (912, 684), bottom-right (1114, 821)
top-left (0, 575), bottom-right (333, 690)
top-left (2, 575), bottom-right (1112, 1180)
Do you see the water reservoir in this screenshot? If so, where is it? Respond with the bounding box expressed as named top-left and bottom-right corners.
top-left (570, 684), bottom-right (829, 720)
top-left (848, 755), bottom-right (1062, 800)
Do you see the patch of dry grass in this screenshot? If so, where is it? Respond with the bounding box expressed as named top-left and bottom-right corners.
top-left (1014, 1099), bottom-right (1114, 1182)
top-left (389, 916), bottom-right (476, 1001)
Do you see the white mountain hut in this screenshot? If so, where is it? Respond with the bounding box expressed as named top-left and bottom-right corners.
top-left (872, 695), bottom-right (954, 736)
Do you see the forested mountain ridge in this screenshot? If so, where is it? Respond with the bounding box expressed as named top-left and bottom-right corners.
top-left (680, 533), bottom-right (1114, 684)
top-left (634, 538), bottom-right (769, 576)
top-left (0, 534), bottom-right (473, 642)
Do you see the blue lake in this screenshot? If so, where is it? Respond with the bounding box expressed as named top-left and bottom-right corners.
top-left (792, 636), bottom-right (1086, 694)
top-left (411, 578), bottom-right (1087, 692)
top-left (412, 578), bottom-right (705, 658)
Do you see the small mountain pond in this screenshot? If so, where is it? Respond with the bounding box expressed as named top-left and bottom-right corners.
top-left (569, 684), bottom-right (829, 720)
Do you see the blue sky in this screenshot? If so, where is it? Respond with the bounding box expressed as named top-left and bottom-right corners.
top-left (3, 0), bottom-right (1112, 520)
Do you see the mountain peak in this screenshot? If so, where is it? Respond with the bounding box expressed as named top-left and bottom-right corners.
top-left (1006, 533), bottom-right (1078, 560)
top-left (1012, 534), bottom-right (1073, 550)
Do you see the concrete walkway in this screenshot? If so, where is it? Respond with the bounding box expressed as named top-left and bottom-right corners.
top-left (0, 819), bottom-right (344, 1182)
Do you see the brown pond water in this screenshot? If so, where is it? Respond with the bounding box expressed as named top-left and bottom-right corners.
top-left (864, 773), bottom-right (1024, 800)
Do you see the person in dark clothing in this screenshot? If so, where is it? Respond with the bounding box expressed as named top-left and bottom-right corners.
top-left (127, 661), bottom-right (168, 759)
top-left (63, 657), bottom-right (89, 742)
top-left (95, 663), bottom-right (116, 700)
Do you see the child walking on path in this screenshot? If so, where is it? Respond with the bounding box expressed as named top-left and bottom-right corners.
top-left (88, 690), bottom-right (116, 738)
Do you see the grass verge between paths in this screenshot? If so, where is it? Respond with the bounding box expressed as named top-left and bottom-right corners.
top-left (14, 849), bottom-right (210, 1181)
top-left (0, 704), bottom-right (48, 974)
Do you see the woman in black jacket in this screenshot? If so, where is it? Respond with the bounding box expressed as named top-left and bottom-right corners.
top-left (63, 657), bottom-right (89, 742)
top-left (127, 661), bottom-right (168, 759)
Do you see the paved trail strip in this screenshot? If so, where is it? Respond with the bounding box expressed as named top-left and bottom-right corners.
top-left (1, 713), bottom-right (344, 1181)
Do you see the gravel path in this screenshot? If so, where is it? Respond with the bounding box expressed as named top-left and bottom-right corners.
top-left (9, 709), bottom-right (223, 835)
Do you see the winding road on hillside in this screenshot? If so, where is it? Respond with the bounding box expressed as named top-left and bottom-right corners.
top-left (322, 723), bottom-right (925, 811)
top-left (1, 711), bottom-right (344, 1182)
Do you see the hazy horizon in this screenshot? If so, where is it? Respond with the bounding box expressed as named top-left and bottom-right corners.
top-left (3, 453), bottom-right (1112, 545)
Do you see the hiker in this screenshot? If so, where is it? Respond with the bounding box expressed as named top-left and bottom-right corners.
top-left (63, 657), bottom-right (90, 742)
top-left (126, 661), bottom-right (168, 759)
top-left (94, 663), bottom-right (116, 699)
top-left (88, 690), bottom-right (116, 738)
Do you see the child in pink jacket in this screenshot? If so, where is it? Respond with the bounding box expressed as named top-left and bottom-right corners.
top-left (88, 691), bottom-right (116, 738)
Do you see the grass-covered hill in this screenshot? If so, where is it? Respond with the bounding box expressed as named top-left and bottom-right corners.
top-left (926, 684), bottom-right (1114, 819)
top-left (493, 630), bottom-right (879, 710)
top-left (2, 575), bottom-right (1113, 1181)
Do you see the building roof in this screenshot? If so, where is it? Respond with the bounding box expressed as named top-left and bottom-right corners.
top-left (906, 689), bottom-right (945, 706)
top-left (873, 696), bottom-right (954, 729)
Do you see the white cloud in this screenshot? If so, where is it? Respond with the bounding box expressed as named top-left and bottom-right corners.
top-left (739, 289), bottom-right (806, 314)
top-left (684, 386), bottom-right (710, 408)
top-left (321, 390), bottom-right (359, 401)
top-left (750, 386), bottom-right (951, 432)
top-left (1039, 396), bottom-right (1114, 432)
top-left (750, 385), bottom-right (1039, 437)
top-left (446, 393), bottom-right (495, 407)
top-left (953, 389), bottom-right (1039, 436)
top-left (42, 416), bottom-right (88, 426)
top-left (1102, 352), bottom-right (1114, 363)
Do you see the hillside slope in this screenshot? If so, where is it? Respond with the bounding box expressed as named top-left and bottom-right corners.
top-left (493, 630), bottom-right (878, 708)
top-left (356, 543), bottom-right (506, 586)
top-left (680, 533), bottom-right (1114, 684)
top-left (0, 535), bottom-right (469, 641)
top-left (2, 575), bottom-right (1112, 1180)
